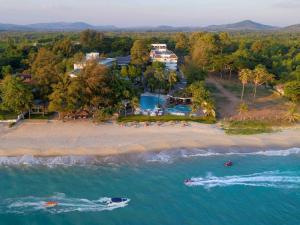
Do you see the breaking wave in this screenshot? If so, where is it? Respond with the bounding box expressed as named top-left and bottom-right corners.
top-left (143, 147), bottom-right (300, 163)
top-left (0, 193), bottom-right (129, 214)
top-left (0, 147), bottom-right (299, 167)
top-left (185, 171), bottom-right (300, 189)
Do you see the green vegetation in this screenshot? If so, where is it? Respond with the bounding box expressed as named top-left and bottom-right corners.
top-left (223, 120), bottom-right (274, 135)
top-left (0, 30), bottom-right (299, 128)
top-left (25, 112), bottom-right (56, 120)
top-left (0, 110), bottom-right (18, 120)
top-left (118, 115), bottom-right (216, 124)
top-left (0, 75), bottom-right (33, 116)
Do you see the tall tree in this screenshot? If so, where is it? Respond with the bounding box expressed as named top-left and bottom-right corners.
top-left (239, 69), bottom-right (253, 100)
top-left (31, 48), bottom-right (60, 100)
top-left (78, 61), bottom-right (113, 110)
top-left (253, 65), bottom-right (274, 99)
top-left (48, 74), bottom-right (71, 119)
top-left (167, 70), bottom-right (178, 92)
top-left (53, 38), bottom-right (75, 58)
top-left (0, 75), bottom-right (33, 116)
top-left (130, 40), bottom-right (149, 66)
top-left (188, 81), bottom-right (215, 118)
top-left (174, 33), bottom-right (189, 55)
top-left (284, 81), bottom-right (300, 103)
top-left (190, 33), bottom-right (218, 70)
top-left (80, 30), bottom-right (104, 52)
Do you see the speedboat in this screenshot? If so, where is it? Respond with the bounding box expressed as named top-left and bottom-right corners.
top-left (105, 198), bottom-right (129, 206)
top-left (224, 161), bottom-right (233, 167)
top-left (44, 201), bottom-right (58, 208)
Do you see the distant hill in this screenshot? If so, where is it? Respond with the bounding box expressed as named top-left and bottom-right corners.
top-left (280, 24), bottom-right (300, 32)
top-left (0, 20), bottom-right (300, 32)
top-left (0, 22), bottom-right (117, 32)
top-left (202, 20), bottom-right (277, 31)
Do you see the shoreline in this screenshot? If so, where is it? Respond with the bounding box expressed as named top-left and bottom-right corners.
top-left (0, 121), bottom-right (299, 157)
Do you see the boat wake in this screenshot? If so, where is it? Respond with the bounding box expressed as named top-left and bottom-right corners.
top-left (185, 171), bottom-right (300, 189)
top-left (0, 193), bottom-right (130, 214)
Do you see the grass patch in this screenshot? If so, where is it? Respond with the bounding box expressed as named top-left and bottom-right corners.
top-left (222, 83), bottom-right (272, 99)
top-left (0, 111), bottom-right (18, 120)
top-left (205, 83), bottom-right (221, 94)
top-left (223, 120), bottom-right (274, 135)
top-left (25, 112), bottom-right (56, 120)
top-left (118, 115), bottom-right (216, 124)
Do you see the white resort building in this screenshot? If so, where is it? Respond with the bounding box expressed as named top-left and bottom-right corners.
top-left (71, 53), bottom-right (131, 78)
top-left (73, 53), bottom-right (117, 71)
top-left (150, 44), bottom-right (178, 71)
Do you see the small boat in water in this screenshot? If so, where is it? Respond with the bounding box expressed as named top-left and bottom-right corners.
top-left (184, 179), bottom-right (193, 185)
top-left (44, 201), bottom-right (58, 208)
top-left (105, 198), bottom-right (129, 206)
top-left (224, 161), bottom-right (233, 167)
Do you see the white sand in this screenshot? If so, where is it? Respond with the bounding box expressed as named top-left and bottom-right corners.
top-left (0, 121), bottom-right (299, 157)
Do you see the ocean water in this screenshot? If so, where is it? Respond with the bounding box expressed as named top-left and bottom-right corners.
top-left (0, 148), bottom-right (300, 225)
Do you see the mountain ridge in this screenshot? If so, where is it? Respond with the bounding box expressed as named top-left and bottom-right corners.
top-left (0, 20), bottom-right (296, 32)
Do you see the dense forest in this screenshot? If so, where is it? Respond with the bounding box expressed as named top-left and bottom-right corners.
top-left (0, 30), bottom-right (299, 123)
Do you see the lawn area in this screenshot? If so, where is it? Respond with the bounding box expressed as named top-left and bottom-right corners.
top-left (205, 83), bottom-right (221, 94)
top-left (25, 112), bottom-right (56, 120)
top-left (0, 111), bottom-right (18, 120)
top-left (222, 83), bottom-right (273, 99)
top-left (222, 120), bottom-right (275, 135)
top-left (118, 115), bottom-right (216, 124)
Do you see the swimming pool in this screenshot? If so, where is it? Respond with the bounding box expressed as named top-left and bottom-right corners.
top-left (167, 104), bottom-right (191, 115)
top-left (140, 95), bottom-right (166, 111)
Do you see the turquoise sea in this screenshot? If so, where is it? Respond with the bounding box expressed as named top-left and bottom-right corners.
top-left (0, 148), bottom-right (300, 225)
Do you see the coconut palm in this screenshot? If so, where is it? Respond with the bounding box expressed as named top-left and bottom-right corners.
top-left (253, 65), bottom-right (274, 99)
top-left (167, 71), bottom-right (178, 92)
top-left (202, 100), bottom-right (216, 118)
top-left (238, 69), bottom-right (252, 100)
top-left (130, 97), bottom-right (140, 114)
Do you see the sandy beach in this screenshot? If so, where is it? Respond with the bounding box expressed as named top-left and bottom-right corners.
top-left (0, 121), bottom-right (299, 157)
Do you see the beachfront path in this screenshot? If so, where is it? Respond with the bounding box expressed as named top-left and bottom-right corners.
top-left (0, 121), bottom-right (299, 156)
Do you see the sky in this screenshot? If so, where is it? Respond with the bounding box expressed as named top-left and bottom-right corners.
top-left (0, 0), bottom-right (299, 27)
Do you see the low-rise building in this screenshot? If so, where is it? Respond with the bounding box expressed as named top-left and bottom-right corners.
top-left (150, 44), bottom-right (178, 71)
top-left (116, 55), bottom-right (131, 67)
top-left (71, 52), bottom-right (118, 78)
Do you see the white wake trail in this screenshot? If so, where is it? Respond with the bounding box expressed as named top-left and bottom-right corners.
top-left (0, 193), bottom-right (130, 214)
top-left (185, 171), bottom-right (300, 189)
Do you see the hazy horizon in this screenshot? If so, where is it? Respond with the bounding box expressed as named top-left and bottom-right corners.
top-left (0, 0), bottom-right (299, 27)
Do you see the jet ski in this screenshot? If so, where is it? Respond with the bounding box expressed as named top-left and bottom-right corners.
top-left (224, 161), bottom-right (233, 167)
top-left (44, 201), bottom-right (58, 208)
top-left (184, 179), bottom-right (194, 185)
top-left (105, 198), bottom-right (129, 206)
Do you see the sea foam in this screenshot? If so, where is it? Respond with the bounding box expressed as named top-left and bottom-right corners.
top-left (0, 147), bottom-right (299, 167)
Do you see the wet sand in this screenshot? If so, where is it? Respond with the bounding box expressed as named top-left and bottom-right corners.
top-left (0, 121), bottom-right (299, 157)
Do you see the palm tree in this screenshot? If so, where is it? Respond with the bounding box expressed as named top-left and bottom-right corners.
top-left (202, 100), bottom-right (216, 118)
top-left (238, 69), bottom-right (252, 101)
top-left (167, 71), bottom-right (178, 92)
top-left (154, 68), bottom-right (166, 106)
top-left (130, 97), bottom-right (140, 114)
top-left (253, 65), bottom-right (274, 99)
